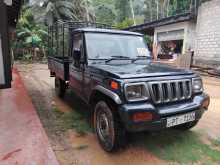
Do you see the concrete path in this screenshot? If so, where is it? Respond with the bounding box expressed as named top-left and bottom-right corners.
top-left (0, 69), bottom-right (59, 165)
top-left (195, 76), bottom-right (220, 138)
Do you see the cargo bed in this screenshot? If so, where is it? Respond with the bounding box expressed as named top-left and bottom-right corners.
top-left (48, 56), bottom-right (71, 81)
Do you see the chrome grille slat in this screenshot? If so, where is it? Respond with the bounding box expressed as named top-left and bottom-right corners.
top-left (182, 81), bottom-right (187, 99)
top-left (175, 81), bottom-right (181, 100)
top-left (149, 79), bottom-right (192, 104)
top-left (158, 83), bottom-right (163, 103)
top-left (167, 82), bottom-right (172, 102)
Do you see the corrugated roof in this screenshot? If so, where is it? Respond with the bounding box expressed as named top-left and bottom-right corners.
top-left (125, 12), bottom-right (196, 35)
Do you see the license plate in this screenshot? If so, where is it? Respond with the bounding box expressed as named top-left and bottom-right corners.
top-left (166, 112), bottom-right (195, 128)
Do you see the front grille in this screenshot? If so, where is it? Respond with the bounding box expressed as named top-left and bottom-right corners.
top-left (149, 79), bottom-right (192, 104)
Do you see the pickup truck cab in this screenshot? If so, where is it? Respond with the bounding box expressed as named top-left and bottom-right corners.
top-left (48, 21), bottom-right (210, 152)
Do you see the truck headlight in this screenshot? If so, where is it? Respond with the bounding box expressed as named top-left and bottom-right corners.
top-left (192, 78), bottom-right (203, 93)
top-left (125, 83), bottom-right (149, 102)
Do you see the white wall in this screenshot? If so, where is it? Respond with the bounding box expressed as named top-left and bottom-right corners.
top-left (194, 0), bottom-right (220, 64)
top-left (0, 37), bottom-right (5, 85)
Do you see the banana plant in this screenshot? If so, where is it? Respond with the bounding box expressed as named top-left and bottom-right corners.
top-left (17, 27), bottom-right (48, 47)
top-left (14, 7), bottom-right (49, 60)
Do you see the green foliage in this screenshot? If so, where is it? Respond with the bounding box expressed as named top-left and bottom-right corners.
top-left (29, 0), bottom-right (96, 25)
top-left (211, 139), bottom-right (220, 148)
top-left (144, 0), bottom-right (195, 22)
top-left (52, 106), bottom-right (92, 135)
top-left (115, 0), bottom-right (131, 22)
top-left (16, 7), bottom-right (48, 48)
top-left (114, 18), bottom-right (134, 29)
top-left (94, 3), bottom-right (116, 25)
top-left (14, 6), bottom-right (48, 60)
top-left (135, 130), bottom-right (220, 164)
top-left (144, 35), bottom-right (153, 50)
top-left (26, 0), bottom-right (197, 27)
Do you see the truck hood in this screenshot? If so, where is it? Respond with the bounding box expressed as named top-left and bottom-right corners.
top-left (89, 62), bottom-right (194, 79)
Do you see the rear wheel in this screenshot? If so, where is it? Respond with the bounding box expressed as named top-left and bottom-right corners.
top-left (55, 77), bottom-right (66, 98)
top-left (94, 100), bottom-right (127, 152)
top-left (174, 120), bottom-right (199, 130)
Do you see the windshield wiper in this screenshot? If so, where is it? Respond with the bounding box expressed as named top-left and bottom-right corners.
top-left (132, 56), bottom-right (152, 63)
top-left (105, 56), bottom-right (131, 63)
top-left (110, 55), bottom-right (130, 59)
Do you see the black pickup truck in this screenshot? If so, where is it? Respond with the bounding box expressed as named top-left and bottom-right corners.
top-left (48, 21), bottom-right (210, 152)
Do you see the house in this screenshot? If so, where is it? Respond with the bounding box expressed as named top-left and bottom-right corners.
top-left (0, 0), bottom-right (22, 89)
top-left (126, 0), bottom-right (220, 67)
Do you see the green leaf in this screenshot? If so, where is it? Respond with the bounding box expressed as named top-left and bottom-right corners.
top-left (32, 35), bottom-right (42, 44)
top-left (17, 31), bottom-right (27, 37)
top-left (25, 36), bottom-right (33, 44)
top-left (37, 29), bottom-right (48, 36)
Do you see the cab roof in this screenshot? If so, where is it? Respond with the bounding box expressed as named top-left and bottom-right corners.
top-left (73, 28), bottom-right (143, 36)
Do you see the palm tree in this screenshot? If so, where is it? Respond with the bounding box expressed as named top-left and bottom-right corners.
top-left (29, 0), bottom-right (96, 25)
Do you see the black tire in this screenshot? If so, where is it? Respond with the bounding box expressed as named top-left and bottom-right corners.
top-left (94, 100), bottom-right (126, 152)
top-left (55, 77), bottom-right (66, 98)
top-left (174, 120), bottom-right (199, 130)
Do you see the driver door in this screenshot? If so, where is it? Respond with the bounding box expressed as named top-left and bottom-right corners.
top-left (69, 33), bottom-right (84, 98)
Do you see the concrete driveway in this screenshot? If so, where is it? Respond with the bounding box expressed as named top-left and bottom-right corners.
top-left (16, 63), bottom-right (220, 165)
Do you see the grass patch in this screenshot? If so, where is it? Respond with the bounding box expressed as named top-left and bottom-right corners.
top-left (211, 139), bottom-right (220, 148)
top-left (135, 130), bottom-right (220, 164)
top-left (52, 106), bottom-right (92, 135)
top-left (74, 145), bottom-right (89, 150)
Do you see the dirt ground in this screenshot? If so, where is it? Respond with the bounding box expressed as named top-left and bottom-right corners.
top-left (16, 63), bottom-right (220, 165)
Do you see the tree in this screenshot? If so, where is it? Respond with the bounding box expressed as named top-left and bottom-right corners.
top-left (115, 0), bottom-right (131, 22)
top-left (114, 18), bottom-right (134, 29)
top-left (15, 7), bottom-right (48, 60)
top-left (143, 0), bottom-right (193, 22)
top-left (92, 0), bottom-right (116, 25)
top-left (29, 0), bottom-right (96, 25)
top-left (95, 4), bottom-right (116, 25)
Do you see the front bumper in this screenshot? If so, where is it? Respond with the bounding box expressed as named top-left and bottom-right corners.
top-left (118, 93), bottom-right (209, 132)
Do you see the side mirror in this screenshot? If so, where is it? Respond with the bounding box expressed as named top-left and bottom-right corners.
top-left (73, 48), bottom-right (81, 62)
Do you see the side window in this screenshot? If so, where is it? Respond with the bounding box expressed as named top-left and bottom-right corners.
top-left (72, 33), bottom-right (85, 67)
top-left (73, 34), bottom-right (82, 51)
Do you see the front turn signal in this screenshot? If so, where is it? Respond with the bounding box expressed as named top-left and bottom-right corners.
top-left (110, 80), bottom-right (119, 90)
top-left (133, 112), bottom-right (153, 122)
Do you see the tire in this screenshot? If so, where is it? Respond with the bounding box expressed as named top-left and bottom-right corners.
top-left (174, 120), bottom-right (199, 130)
top-left (94, 100), bottom-right (127, 152)
top-left (55, 77), bottom-right (66, 98)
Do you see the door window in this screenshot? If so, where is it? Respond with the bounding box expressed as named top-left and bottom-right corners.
top-left (72, 33), bottom-right (84, 67)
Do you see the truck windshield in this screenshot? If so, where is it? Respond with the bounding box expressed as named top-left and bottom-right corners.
top-left (85, 33), bottom-right (151, 60)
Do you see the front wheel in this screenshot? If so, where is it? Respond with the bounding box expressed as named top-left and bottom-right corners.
top-left (94, 101), bottom-right (126, 152)
top-left (55, 77), bottom-right (66, 98)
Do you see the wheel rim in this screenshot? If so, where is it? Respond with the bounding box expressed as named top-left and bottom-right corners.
top-left (96, 105), bottom-right (114, 147)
